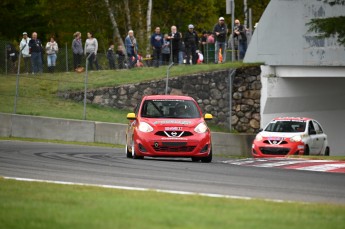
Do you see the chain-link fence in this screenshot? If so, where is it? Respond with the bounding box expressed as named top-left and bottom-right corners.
top-left (0, 40), bottom-right (241, 75)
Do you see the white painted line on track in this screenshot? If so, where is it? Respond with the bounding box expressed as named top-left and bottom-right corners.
top-left (3, 176), bottom-right (294, 204)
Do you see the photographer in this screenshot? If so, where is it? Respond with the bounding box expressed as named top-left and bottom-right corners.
top-left (213, 17), bottom-right (228, 63)
top-left (233, 19), bottom-right (247, 60)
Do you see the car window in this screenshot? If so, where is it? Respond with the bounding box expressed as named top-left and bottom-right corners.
top-left (140, 99), bottom-right (201, 118)
top-left (313, 120), bottom-right (323, 134)
top-left (308, 121), bottom-right (316, 134)
top-left (265, 121), bottom-right (306, 133)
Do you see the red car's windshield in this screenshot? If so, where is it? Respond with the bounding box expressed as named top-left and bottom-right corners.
top-left (265, 121), bottom-right (306, 133)
top-left (140, 99), bottom-right (201, 119)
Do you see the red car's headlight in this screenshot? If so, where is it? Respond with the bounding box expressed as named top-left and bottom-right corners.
top-left (138, 122), bottom-right (154, 133)
top-left (255, 134), bottom-right (263, 141)
top-left (194, 122), bottom-right (208, 134)
top-left (290, 135), bottom-right (302, 142)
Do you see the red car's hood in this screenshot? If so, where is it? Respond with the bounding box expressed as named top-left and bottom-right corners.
top-left (141, 118), bottom-right (203, 129)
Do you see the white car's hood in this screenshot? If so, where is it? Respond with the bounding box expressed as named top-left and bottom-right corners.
top-left (260, 131), bottom-right (300, 138)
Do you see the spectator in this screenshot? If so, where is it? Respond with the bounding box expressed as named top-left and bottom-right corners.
top-left (213, 17), bottom-right (228, 63)
top-left (233, 19), bottom-right (248, 60)
top-left (184, 24), bottom-right (198, 65)
top-left (200, 31), bottom-right (208, 60)
top-left (116, 45), bottom-right (126, 69)
top-left (162, 34), bottom-right (170, 65)
top-left (72, 31), bottom-right (83, 71)
top-left (6, 43), bottom-right (18, 74)
top-left (107, 44), bottom-right (116, 69)
top-left (28, 32), bottom-right (43, 74)
top-left (125, 30), bottom-right (138, 68)
top-left (207, 31), bottom-right (215, 43)
top-left (150, 27), bottom-right (163, 67)
top-left (45, 37), bottom-right (59, 73)
top-left (168, 25), bottom-right (181, 64)
top-left (19, 32), bottom-right (31, 74)
top-left (84, 32), bottom-right (99, 70)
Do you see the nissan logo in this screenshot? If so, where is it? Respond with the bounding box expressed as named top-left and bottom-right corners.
top-left (171, 132), bottom-right (177, 137)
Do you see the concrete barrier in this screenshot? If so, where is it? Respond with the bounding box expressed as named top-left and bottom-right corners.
top-left (0, 113), bottom-right (255, 156)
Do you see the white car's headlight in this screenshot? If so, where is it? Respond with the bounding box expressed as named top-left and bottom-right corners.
top-left (290, 135), bottom-right (302, 142)
top-left (194, 122), bottom-right (208, 133)
top-left (138, 122), bottom-right (154, 133)
top-left (255, 134), bottom-right (263, 141)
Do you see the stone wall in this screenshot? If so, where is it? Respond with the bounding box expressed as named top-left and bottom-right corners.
top-left (61, 66), bottom-right (261, 133)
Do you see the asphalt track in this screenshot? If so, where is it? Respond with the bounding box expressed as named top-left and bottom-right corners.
top-left (0, 141), bottom-right (344, 204)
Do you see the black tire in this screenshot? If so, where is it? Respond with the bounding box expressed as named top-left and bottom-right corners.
top-left (201, 150), bottom-right (212, 163)
top-left (325, 147), bottom-right (330, 156)
top-left (131, 142), bottom-right (143, 159)
top-left (304, 145), bottom-right (310, 156)
top-left (126, 145), bottom-right (132, 158)
top-left (191, 157), bottom-right (200, 162)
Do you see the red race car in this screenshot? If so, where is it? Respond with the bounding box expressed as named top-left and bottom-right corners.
top-left (126, 95), bottom-right (213, 162)
top-left (252, 117), bottom-right (330, 158)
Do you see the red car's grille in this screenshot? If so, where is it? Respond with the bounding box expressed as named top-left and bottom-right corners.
top-left (259, 147), bottom-right (290, 155)
top-left (155, 131), bottom-right (193, 137)
top-left (263, 140), bottom-right (289, 145)
top-left (153, 142), bottom-right (196, 152)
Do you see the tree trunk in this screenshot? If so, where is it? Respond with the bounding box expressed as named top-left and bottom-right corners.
top-left (146, 0), bottom-right (152, 56)
top-left (104, 0), bottom-right (127, 58)
top-left (124, 0), bottom-right (132, 31)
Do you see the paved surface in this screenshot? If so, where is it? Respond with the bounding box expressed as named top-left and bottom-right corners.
top-left (0, 141), bottom-right (344, 204)
top-left (223, 158), bottom-right (345, 173)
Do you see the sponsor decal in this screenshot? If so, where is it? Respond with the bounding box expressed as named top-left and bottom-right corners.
top-left (154, 120), bottom-right (192, 125)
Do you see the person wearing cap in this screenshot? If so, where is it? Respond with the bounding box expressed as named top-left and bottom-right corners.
top-left (184, 24), bottom-right (199, 65)
top-left (213, 17), bottom-right (228, 63)
top-left (19, 32), bottom-right (31, 74)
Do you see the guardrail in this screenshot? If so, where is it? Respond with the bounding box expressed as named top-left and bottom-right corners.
top-left (0, 113), bottom-right (254, 157)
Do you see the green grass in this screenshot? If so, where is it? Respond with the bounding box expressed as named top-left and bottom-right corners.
top-left (287, 155), bottom-right (345, 161)
top-left (0, 62), bottom-right (255, 127)
top-left (0, 178), bottom-right (344, 229)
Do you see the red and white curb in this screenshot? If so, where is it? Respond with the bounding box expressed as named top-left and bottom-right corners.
top-left (223, 158), bottom-right (345, 173)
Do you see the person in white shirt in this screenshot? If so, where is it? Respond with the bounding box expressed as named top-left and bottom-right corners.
top-left (84, 32), bottom-right (99, 70)
top-left (45, 37), bottom-right (59, 73)
top-left (19, 32), bottom-right (31, 74)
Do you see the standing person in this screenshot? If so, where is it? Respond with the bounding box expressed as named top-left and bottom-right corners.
top-left (6, 44), bottom-right (18, 74)
top-left (19, 32), bottom-right (31, 74)
top-left (161, 34), bottom-right (170, 65)
top-left (233, 19), bottom-right (248, 60)
top-left (168, 25), bottom-right (181, 64)
top-left (72, 31), bottom-right (83, 71)
top-left (213, 17), bottom-right (228, 63)
top-left (116, 45), bottom-right (126, 69)
top-left (107, 44), bottom-right (116, 69)
top-left (184, 24), bottom-right (199, 65)
top-left (125, 30), bottom-right (138, 68)
top-left (150, 27), bottom-right (163, 67)
top-left (28, 32), bottom-right (43, 74)
top-left (84, 32), bottom-right (99, 70)
top-left (45, 37), bottom-right (58, 73)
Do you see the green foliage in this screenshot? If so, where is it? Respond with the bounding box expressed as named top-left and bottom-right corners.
top-left (1, 0), bottom-right (269, 54)
top-left (307, 16), bottom-right (345, 45)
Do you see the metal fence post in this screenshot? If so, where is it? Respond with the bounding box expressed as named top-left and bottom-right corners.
top-left (13, 51), bottom-right (23, 114)
top-left (65, 43), bottom-right (68, 72)
top-left (165, 62), bottom-right (174, 95)
top-left (228, 69), bottom-right (236, 131)
top-left (83, 53), bottom-right (93, 120)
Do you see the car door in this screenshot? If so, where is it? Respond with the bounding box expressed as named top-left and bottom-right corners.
top-left (312, 120), bottom-right (326, 154)
top-left (307, 121), bottom-right (319, 154)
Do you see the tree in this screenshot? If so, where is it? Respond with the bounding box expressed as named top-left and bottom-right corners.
top-left (307, 0), bottom-right (345, 45)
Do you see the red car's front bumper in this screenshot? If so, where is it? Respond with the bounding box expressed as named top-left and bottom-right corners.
top-left (133, 130), bottom-right (212, 158)
top-left (252, 139), bottom-right (305, 158)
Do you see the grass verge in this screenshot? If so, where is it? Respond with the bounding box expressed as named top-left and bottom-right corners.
top-left (1, 178), bottom-right (344, 229)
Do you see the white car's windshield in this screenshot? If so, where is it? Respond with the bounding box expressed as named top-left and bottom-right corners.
top-left (265, 121), bottom-right (306, 133)
top-left (140, 99), bottom-right (201, 119)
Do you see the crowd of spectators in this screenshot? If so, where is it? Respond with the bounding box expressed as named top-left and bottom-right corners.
top-left (6, 17), bottom-right (248, 74)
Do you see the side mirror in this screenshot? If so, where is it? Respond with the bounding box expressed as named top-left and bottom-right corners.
top-left (204, 113), bottom-right (213, 120)
top-left (309, 130), bottom-right (316, 135)
top-left (258, 128), bottom-right (263, 132)
top-left (127, 113), bottom-right (136, 120)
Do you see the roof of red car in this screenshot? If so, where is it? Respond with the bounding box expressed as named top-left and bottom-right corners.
top-left (272, 117), bottom-right (312, 121)
top-left (143, 95), bottom-right (195, 101)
